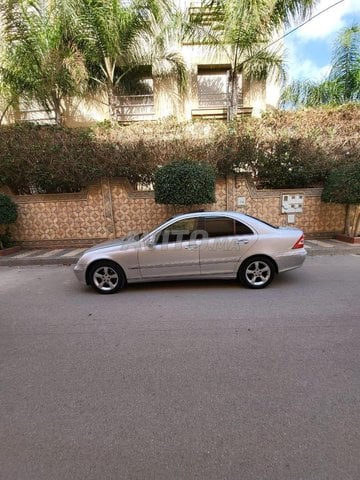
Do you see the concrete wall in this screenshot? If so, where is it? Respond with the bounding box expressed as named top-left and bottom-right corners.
top-left (1, 177), bottom-right (346, 248)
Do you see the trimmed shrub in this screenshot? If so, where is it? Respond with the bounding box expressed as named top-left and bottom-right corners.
top-left (0, 193), bottom-right (17, 225)
top-left (0, 231), bottom-right (13, 248)
top-left (0, 194), bottom-right (18, 249)
top-left (155, 159), bottom-right (216, 205)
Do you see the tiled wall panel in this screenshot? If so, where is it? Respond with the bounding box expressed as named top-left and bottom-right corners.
top-left (1, 177), bottom-right (346, 247)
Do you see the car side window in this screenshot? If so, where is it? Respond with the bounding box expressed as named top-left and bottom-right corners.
top-left (203, 217), bottom-right (254, 238)
top-left (156, 218), bottom-right (198, 244)
top-left (204, 218), bottom-right (235, 238)
top-left (235, 220), bottom-right (253, 235)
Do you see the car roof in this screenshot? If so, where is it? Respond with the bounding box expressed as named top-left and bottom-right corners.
top-left (166, 211), bottom-right (275, 232)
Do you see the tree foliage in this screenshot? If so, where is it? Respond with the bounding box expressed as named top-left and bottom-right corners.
top-left (0, 0), bottom-right (189, 123)
top-left (321, 161), bottom-right (360, 237)
top-left (192, 0), bottom-right (317, 119)
top-left (0, 0), bottom-right (319, 123)
top-left (281, 25), bottom-right (360, 108)
top-left (72, 0), bottom-right (148, 118)
top-left (0, 0), bottom-right (88, 124)
top-left (154, 159), bottom-right (216, 205)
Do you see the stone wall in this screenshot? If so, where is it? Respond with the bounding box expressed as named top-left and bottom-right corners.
top-left (1, 176), bottom-right (346, 247)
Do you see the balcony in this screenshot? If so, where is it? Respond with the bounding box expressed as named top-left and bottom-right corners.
top-left (189, 1), bottom-right (223, 26)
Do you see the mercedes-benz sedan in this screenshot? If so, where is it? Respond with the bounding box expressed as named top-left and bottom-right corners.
top-left (74, 211), bottom-right (306, 293)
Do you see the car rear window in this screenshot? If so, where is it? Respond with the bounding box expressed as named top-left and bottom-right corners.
top-left (244, 214), bottom-right (278, 229)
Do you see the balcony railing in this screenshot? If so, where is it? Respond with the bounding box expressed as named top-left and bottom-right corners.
top-left (189, 1), bottom-right (223, 25)
top-left (192, 92), bottom-right (252, 119)
top-left (113, 94), bottom-right (155, 122)
top-left (18, 108), bottom-right (56, 125)
top-left (198, 92), bottom-right (243, 109)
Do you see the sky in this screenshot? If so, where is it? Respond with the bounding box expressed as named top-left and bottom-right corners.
top-left (284, 0), bottom-right (360, 82)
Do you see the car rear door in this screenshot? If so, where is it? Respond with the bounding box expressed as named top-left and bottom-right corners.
top-left (199, 216), bottom-right (258, 275)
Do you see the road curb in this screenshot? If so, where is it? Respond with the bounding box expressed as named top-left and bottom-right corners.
top-left (306, 249), bottom-right (360, 257)
top-left (0, 257), bottom-right (79, 267)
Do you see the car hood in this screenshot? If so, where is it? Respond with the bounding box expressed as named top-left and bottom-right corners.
top-left (85, 237), bottom-right (140, 253)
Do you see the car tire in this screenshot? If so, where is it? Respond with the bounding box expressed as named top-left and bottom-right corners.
top-left (239, 256), bottom-right (275, 289)
top-left (88, 261), bottom-right (126, 294)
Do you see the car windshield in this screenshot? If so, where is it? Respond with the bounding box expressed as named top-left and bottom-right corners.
top-left (122, 232), bottom-right (147, 241)
top-left (143, 216), bottom-right (179, 238)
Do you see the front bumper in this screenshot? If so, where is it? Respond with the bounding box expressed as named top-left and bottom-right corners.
top-left (74, 263), bottom-right (87, 284)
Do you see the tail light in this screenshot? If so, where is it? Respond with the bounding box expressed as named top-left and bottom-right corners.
top-left (292, 234), bottom-right (305, 249)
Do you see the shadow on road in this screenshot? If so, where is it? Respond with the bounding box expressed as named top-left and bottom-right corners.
top-left (74, 270), bottom-right (303, 296)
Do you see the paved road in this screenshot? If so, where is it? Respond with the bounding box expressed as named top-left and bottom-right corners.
top-left (1, 256), bottom-right (360, 480)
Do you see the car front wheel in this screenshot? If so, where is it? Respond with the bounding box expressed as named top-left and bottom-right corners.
top-left (239, 256), bottom-right (275, 289)
top-left (88, 261), bottom-right (126, 294)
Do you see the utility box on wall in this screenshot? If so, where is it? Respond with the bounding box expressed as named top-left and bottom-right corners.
top-left (237, 196), bottom-right (246, 207)
top-left (281, 194), bottom-right (304, 214)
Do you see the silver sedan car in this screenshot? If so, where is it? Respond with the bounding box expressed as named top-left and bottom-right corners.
top-left (74, 211), bottom-right (306, 293)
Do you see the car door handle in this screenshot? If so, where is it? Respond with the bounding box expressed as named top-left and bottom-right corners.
top-left (184, 245), bottom-right (199, 250)
top-left (235, 239), bottom-right (249, 245)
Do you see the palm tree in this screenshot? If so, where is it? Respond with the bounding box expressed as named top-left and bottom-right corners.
top-left (134, 1), bottom-right (188, 95)
top-left (328, 24), bottom-right (360, 102)
top-left (281, 25), bottom-right (360, 108)
top-left (0, 0), bottom-right (88, 125)
top-left (191, 0), bottom-right (317, 120)
top-left (73, 0), bottom-right (188, 121)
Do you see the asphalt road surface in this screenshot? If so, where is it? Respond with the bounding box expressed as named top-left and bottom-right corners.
top-left (1, 255), bottom-right (360, 480)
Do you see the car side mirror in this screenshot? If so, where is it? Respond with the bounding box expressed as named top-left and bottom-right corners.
top-left (144, 235), bottom-right (155, 248)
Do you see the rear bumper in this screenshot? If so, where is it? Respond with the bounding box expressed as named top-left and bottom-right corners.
top-left (275, 248), bottom-right (307, 273)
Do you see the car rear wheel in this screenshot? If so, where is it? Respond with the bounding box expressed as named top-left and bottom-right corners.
top-left (88, 261), bottom-right (126, 294)
top-left (239, 256), bottom-right (275, 289)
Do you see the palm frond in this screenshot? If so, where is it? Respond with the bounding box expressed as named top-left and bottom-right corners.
top-left (281, 23), bottom-right (360, 108)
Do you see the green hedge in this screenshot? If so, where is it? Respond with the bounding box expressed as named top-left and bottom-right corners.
top-left (255, 138), bottom-right (332, 189)
top-left (0, 107), bottom-right (359, 194)
top-left (0, 123), bottom-right (161, 194)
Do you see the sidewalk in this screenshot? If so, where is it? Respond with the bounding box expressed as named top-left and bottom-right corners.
top-left (0, 239), bottom-right (359, 267)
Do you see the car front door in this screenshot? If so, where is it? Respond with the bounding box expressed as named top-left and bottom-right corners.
top-left (138, 217), bottom-right (201, 279)
top-left (199, 216), bottom-right (257, 275)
